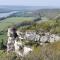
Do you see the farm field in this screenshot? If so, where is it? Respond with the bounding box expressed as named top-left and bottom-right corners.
top-left (0, 17), bottom-right (34, 31)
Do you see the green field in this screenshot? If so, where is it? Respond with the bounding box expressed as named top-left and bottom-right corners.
top-left (0, 17), bottom-right (34, 31)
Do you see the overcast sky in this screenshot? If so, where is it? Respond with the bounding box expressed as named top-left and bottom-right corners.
top-left (0, 0), bottom-right (60, 7)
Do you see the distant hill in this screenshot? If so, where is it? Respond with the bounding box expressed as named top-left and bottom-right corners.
top-left (0, 6), bottom-right (60, 19)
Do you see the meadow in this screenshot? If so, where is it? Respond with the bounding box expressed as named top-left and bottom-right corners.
top-left (0, 17), bottom-right (34, 31)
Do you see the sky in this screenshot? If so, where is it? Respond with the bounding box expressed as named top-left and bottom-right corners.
top-left (0, 0), bottom-right (60, 7)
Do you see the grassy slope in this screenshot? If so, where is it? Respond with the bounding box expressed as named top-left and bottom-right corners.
top-left (0, 17), bottom-right (60, 60)
top-left (0, 42), bottom-right (60, 60)
top-left (22, 19), bottom-right (60, 34)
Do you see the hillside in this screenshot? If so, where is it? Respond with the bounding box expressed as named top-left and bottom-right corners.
top-left (0, 17), bottom-right (60, 60)
top-left (0, 6), bottom-right (60, 60)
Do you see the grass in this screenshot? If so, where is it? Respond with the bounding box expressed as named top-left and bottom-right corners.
top-left (22, 19), bottom-right (60, 34)
top-left (0, 17), bottom-right (34, 31)
top-left (0, 41), bottom-right (60, 60)
top-left (25, 41), bottom-right (60, 60)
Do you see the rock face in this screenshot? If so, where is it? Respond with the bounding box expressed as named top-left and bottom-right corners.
top-left (7, 28), bottom-right (33, 57)
top-left (14, 40), bottom-right (24, 56)
top-left (7, 28), bottom-right (15, 52)
top-left (14, 40), bottom-right (32, 57)
top-left (7, 27), bottom-right (18, 52)
top-left (24, 31), bottom-right (60, 43)
top-left (7, 28), bottom-right (60, 56)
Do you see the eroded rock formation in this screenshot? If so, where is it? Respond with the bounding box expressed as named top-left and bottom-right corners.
top-left (7, 27), bottom-right (60, 56)
top-left (7, 27), bottom-right (18, 52)
top-left (7, 27), bottom-right (33, 57)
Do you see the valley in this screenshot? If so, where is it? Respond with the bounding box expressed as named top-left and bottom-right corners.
top-left (0, 6), bottom-right (60, 60)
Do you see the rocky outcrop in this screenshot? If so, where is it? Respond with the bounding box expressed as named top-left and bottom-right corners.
top-left (7, 27), bottom-right (15, 52)
top-left (7, 27), bottom-right (60, 56)
top-left (7, 27), bottom-right (33, 57)
top-left (24, 31), bottom-right (60, 43)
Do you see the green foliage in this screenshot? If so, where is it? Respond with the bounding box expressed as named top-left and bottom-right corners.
top-left (23, 42), bottom-right (60, 60)
top-left (0, 17), bottom-right (33, 31)
top-left (0, 39), bottom-right (7, 50)
top-left (0, 39), bottom-right (4, 49)
top-left (0, 51), bottom-right (17, 60)
top-left (22, 19), bottom-right (60, 34)
top-left (0, 41), bottom-right (60, 60)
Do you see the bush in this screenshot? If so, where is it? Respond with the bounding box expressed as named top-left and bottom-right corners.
top-left (0, 39), bottom-right (6, 50)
